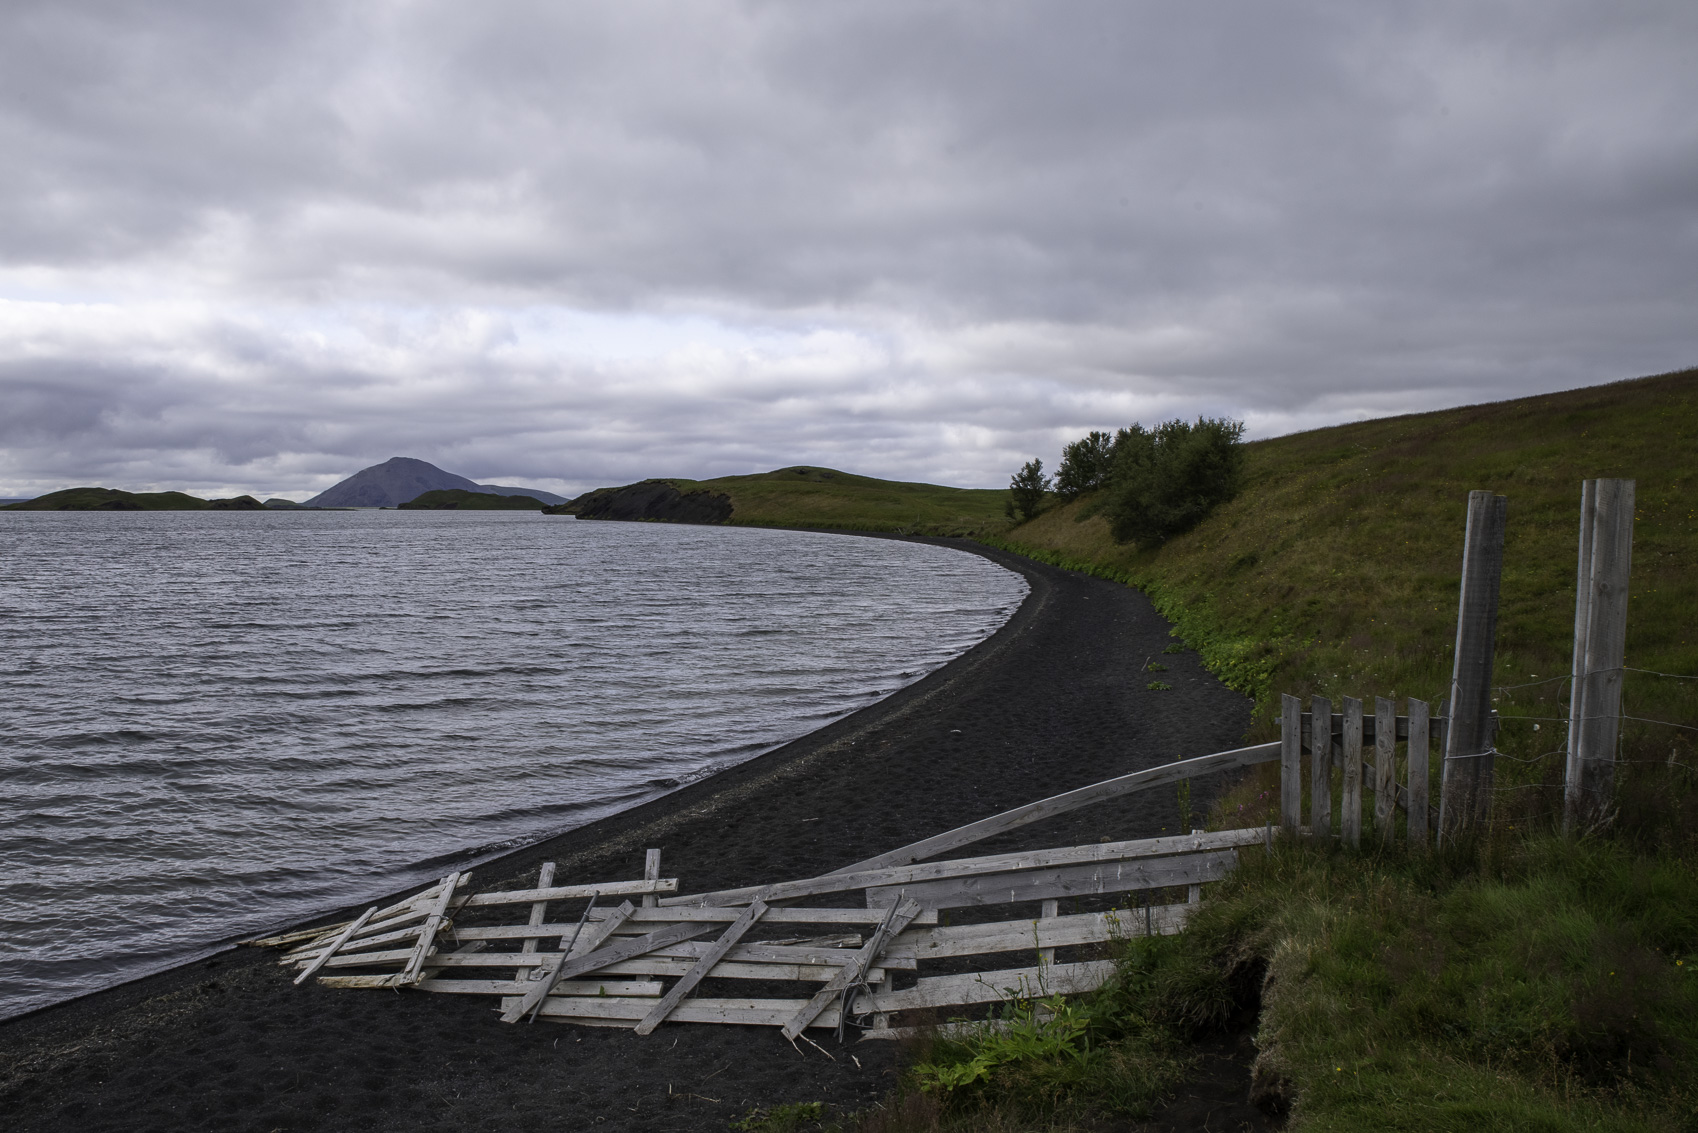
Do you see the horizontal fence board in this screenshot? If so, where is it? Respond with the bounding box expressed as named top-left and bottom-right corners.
top-left (666, 829), bottom-right (1261, 909)
top-left (888, 905), bottom-right (1191, 960)
top-left (460, 878), bottom-right (677, 907)
top-left (867, 851), bottom-right (1235, 911)
top-left (867, 960), bottom-right (1117, 1013)
top-left (831, 743), bottom-right (1281, 875)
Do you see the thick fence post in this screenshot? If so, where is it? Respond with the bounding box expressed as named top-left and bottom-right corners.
top-left (1280, 694), bottom-right (1302, 836)
top-left (1438, 491), bottom-right (1508, 845)
top-left (1564, 479), bottom-right (1635, 833)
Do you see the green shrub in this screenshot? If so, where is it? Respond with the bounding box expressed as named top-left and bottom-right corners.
top-left (1108, 417), bottom-right (1246, 547)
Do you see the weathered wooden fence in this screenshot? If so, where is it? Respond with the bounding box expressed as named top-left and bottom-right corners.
top-left (251, 737), bottom-right (1300, 1038)
top-left (1277, 695), bottom-right (1458, 848)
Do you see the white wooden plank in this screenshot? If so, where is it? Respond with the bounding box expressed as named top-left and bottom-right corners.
top-left (866, 851), bottom-right (1234, 911)
top-left (665, 829), bottom-right (1261, 909)
top-left (499, 920), bottom-right (713, 1023)
top-left (512, 959), bottom-right (1117, 1026)
top-left (412, 978), bottom-right (663, 997)
top-left (635, 899), bottom-right (768, 1035)
top-left (399, 871), bottom-right (463, 985)
top-left (460, 878), bottom-right (676, 907)
top-left (886, 905), bottom-right (1191, 961)
top-left (292, 906), bottom-right (378, 986)
top-left (867, 959), bottom-right (1115, 1013)
top-left (590, 906), bottom-right (938, 927)
top-left (519, 863), bottom-right (557, 969)
top-left (782, 898), bottom-right (920, 1039)
top-left (642, 849), bottom-right (662, 909)
top-left (829, 742), bottom-right (1281, 874)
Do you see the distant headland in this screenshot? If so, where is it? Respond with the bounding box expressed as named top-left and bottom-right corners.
top-left (1, 457), bottom-right (566, 512)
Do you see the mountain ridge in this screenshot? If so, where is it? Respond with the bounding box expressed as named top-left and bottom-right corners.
top-left (302, 457), bottom-right (565, 507)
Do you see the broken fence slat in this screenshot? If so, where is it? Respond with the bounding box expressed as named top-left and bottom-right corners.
top-left (507, 959), bottom-right (1118, 1027)
top-left (830, 742), bottom-right (1281, 875)
top-left (635, 898), bottom-right (768, 1035)
top-left (398, 871), bottom-right (463, 986)
top-left (865, 850), bottom-right (1235, 911)
top-left (293, 906), bottom-right (378, 986)
top-left (887, 905), bottom-right (1191, 961)
top-left (782, 897), bottom-right (920, 1040)
top-left (591, 906), bottom-right (939, 927)
top-left (519, 863), bottom-right (557, 967)
top-left (413, 978), bottom-right (664, 997)
top-left (666, 828), bottom-right (1261, 908)
top-left (460, 878), bottom-right (676, 907)
top-left (500, 920), bottom-right (713, 1023)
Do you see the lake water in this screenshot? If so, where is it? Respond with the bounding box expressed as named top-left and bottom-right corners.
top-left (0, 511), bottom-right (1026, 1019)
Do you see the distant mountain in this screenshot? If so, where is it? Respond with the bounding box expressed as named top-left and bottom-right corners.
top-left (301, 457), bottom-right (566, 508)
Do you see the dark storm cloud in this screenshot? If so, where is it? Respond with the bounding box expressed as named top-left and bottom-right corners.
top-left (0, 1), bottom-right (1694, 496)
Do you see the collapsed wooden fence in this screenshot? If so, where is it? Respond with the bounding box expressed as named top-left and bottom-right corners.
top-left (250, 700), bottom-right (1455, 1036)
top-left (250, 742), bottom-right (1282, 1038)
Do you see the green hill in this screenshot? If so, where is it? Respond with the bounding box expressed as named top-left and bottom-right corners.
top-left (397, 489), bottom-right (546, 511)
top-left (923, 371), bottom-right (1698, 1133)
top-left (561, 465), bottom-right (1012, 536)
top-left (1000, 368), bottom-right (1698, 793)
top-left (2, 487), bottom-right (264, 511)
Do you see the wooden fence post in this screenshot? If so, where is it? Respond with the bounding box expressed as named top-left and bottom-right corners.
top-left (1564, 479), bottom-right (1635, 833)
top-left (1281, 694), bottom-right (1302, 836)
top-left (1310, 696), bottom-right (1333, 843)
top-left (1563, 479), bottom-right (1598, 832)
top-left (1374, 696), bottom-right (1396, 839)
top-left (1341, 697), bottom-right (1363, 848)
top-left (1406, 698), bottom-right (1430, 850)
top-left (1438, 491), bottom-right (1508, 846)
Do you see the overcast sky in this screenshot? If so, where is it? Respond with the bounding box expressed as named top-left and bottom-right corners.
top-left (2, 1), bottom-right (1694, 499)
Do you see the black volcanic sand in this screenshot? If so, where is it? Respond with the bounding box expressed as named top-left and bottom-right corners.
top-left (1, 538), bottom-right (1268, 1133)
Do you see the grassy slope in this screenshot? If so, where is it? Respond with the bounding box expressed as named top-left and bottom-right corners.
top-left (662, 465), bottom-right (1012, 536)
top-left (961, 370), bottom-right (1698, 1132)
top-left (1003, 370), bottom-right (1698, 793)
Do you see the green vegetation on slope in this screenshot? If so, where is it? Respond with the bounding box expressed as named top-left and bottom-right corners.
top-left (2, 487), bottom-right (265, 510)
top-left (397, 488), bottom-right (545, 510)
top-left (604, 466), bottom-right (1013, 536)
top-left (958, 370), bottom-right (1698, 1132)
top-left (1001, 370), bottom-right (1698, 829)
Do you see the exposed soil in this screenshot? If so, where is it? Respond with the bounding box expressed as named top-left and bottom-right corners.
top-left (1, 536), bottom-right (1260, 1133)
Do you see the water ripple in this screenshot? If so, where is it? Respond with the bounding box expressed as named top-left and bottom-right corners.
top-left (0, 511), bottom-right (1025, 1018)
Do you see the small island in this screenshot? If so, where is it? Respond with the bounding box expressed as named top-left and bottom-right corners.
top-left (395, 489), bottom-right (547, 511)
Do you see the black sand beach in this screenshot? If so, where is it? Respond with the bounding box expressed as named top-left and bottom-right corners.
top-left (1, 539), bottom-right (1263, 1132)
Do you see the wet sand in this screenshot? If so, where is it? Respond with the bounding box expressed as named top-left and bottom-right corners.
top-left (1, 537), bottom-right (1258, 1132)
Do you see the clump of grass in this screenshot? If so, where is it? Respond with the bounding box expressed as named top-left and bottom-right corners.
top-left (1187, 832), bottom-right (1698, 1131)
top-left (732, 1101), bottom-right (833, 1132)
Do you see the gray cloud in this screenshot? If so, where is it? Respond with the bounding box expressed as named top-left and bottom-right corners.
top-left (1, 1), bottom-right (1694, 498)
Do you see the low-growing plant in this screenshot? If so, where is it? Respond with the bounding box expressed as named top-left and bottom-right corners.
top-left (731, 1100), bottom-right (831, 1132)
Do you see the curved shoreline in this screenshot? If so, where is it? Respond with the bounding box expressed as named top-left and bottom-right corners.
top-left (1, 535), bottom-right (1255, 1133)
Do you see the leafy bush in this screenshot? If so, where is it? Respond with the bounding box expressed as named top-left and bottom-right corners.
top-left (1107, 417), bottom-right (1245, 548)
top-left (1005, 458), bottom-right (1051, 521)
top-left (1054, 431), bottom-right (1117, 500)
